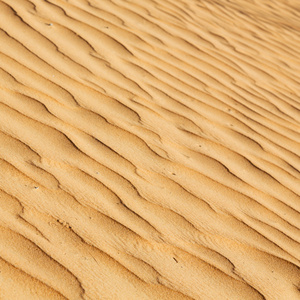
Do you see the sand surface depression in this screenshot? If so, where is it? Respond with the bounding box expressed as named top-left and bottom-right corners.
top-left (0, 0), bottom-right (300, 299)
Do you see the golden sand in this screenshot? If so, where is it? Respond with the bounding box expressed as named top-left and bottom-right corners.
top-left (0, 0), bottom-right (300, 299)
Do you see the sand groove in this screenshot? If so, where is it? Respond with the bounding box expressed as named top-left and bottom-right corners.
top-left (0, 0), bottom-right (300, 299)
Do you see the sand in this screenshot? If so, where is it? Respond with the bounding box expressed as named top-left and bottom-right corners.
top-left (0, 0), bottom-right (299, 299)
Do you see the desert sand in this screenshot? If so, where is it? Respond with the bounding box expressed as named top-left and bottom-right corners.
top-left (0, 0), bottom-right (299, 299)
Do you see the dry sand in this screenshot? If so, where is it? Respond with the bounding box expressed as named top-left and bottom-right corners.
top-left (0, 0), bottom-right (300, 299)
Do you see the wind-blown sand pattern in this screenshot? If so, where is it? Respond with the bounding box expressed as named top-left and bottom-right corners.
top-left (0, 0), bottom-right (300, 299)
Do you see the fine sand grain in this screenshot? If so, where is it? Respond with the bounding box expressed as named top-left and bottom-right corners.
top-left (0, 0), bottom-right (300, 299)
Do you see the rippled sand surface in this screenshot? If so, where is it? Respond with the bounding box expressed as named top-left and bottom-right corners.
top-left (0, 0), bottom-right (300, 299)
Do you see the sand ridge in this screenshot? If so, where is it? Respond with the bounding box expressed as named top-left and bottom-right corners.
top-left (0, 0), bottom-right (300, 299)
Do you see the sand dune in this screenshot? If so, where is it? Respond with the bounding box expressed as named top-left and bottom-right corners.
top-left (0, 0), bottom-right (300, 299)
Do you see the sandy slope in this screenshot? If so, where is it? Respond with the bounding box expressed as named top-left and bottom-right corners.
top-left (0, 0), bottom-right (299, 299)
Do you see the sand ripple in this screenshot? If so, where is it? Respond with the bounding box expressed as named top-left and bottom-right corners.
top-left (0, 0), bottom-right (300, 299)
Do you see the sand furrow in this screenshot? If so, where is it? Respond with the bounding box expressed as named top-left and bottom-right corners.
top-left (0, 0), bottom-right (300, 299)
